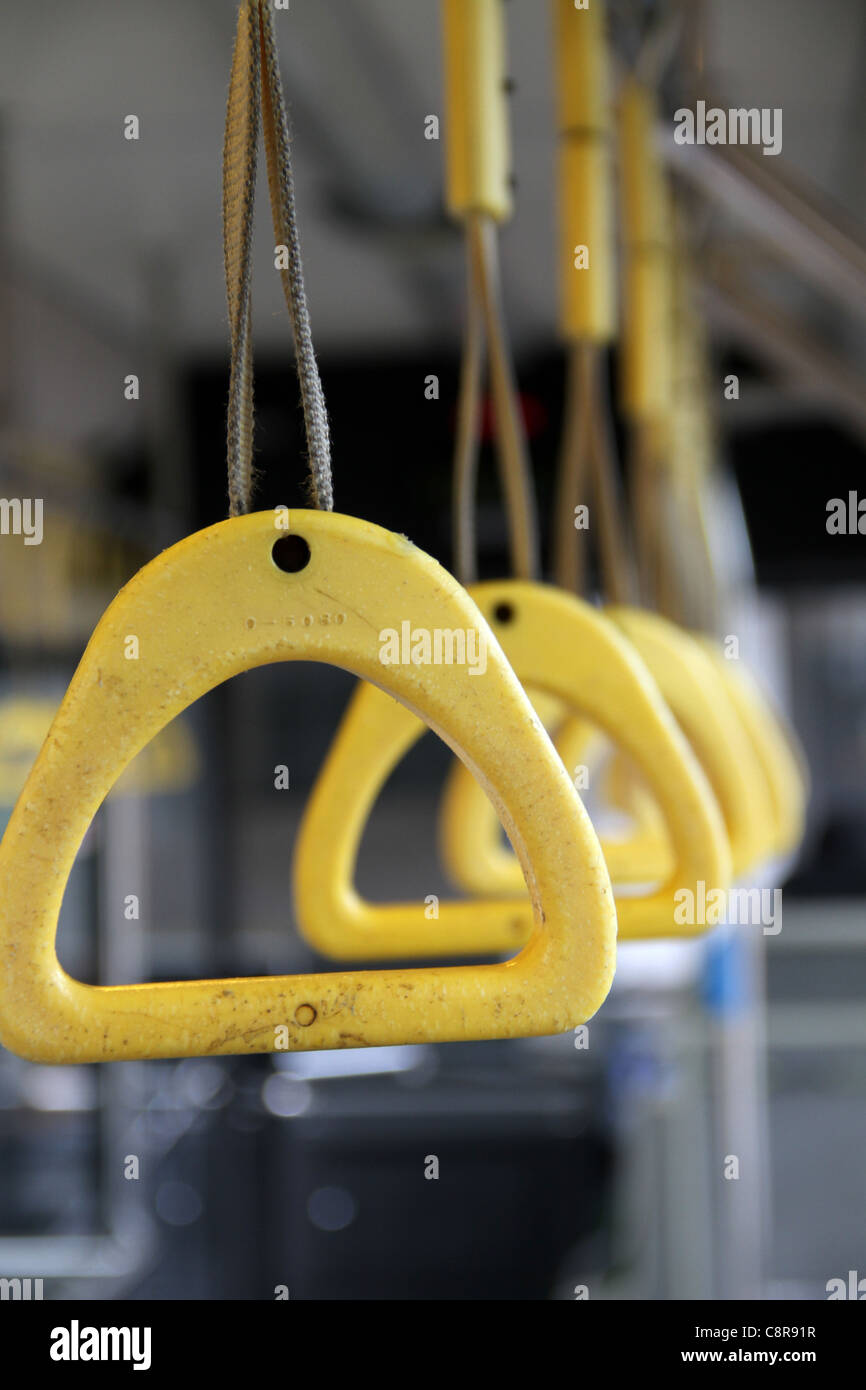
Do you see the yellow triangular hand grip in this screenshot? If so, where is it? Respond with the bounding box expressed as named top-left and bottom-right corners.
top-left (597, 747), bottom-right (674, 881)
top-left (296, 580), bottom-right (731, 955)
top-left (439, 695), bottom-right (619, 892)
top-left (609, 608), bottom-right (775, 876)
top-left (545, 720), bottom-right (674, 882)
top-left (0, 511), bottom-right (616, 1063)
top-left (694, 640), bottom-right (808, 860)
top-left (441, 704), bottom-right (675, 891)
top-left (441, 606), bottom-right (778, 891)
top-left (438, 585), bottom-right (727, 928)
top-left (539, 622), bottom-right (789, 879)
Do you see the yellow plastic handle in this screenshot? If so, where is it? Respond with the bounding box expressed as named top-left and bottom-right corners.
top-left (295, 677), bottom-right (537, 959)
top-left (442, 0), bottom-right (512, 222)
top-left (558, 131), bottom-right (616, 344)
top-left (554, 0), bottom-right (615, 342)
top-left (618, 77), bottom-right (673, 421)
top-left (296, 580), bottom-right (731, 955)
top-left (443, 707), bottom-right (675, 894)
top-left (0, 510), bottom-right (617, 1063)
top-left (439, 698), bottom-right (616, 891)
top-left (610, 607), bottom-right (774, 876)
top-left (695, 641), bottom-right (809, 859)
top-left (439, 587), bottom-right (728, 918)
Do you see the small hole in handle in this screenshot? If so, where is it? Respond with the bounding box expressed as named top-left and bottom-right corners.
top-left (272, 535), bottom-right (311, 573)
top-left (493, 601), bottom-right (515, 624)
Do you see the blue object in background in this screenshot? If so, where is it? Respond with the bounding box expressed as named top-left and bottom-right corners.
top-left (702, 924), bottom-right (749, 1017)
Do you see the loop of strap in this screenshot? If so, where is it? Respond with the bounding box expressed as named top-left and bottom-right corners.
top-left (223, 0), bottom-right (332, 516)
top-left (452, 214), bottom-right (540, 586)
top-left (552, 343), bottom-right (635, 606)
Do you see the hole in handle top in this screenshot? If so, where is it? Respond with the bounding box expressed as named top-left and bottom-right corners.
top-left (493, 601), bottom-right (515, 625)
top-left (272, 535), bottom-right (311, 573)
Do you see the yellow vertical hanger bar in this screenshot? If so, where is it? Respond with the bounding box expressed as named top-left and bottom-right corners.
top-left (442, 0), bottom-right (511, 223)
top-left (618, 76), bottom-right (675, 612)
top-left (554, 0), bottom-right (615, 344)
top-left (618, 77), bottom-right (671, 423)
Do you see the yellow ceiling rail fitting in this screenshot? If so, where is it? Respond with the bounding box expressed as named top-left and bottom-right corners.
top-left (298, 580), bottom-right (731, 956)
top-left (442, 0), bottom-right (512, 222)
top-left (0, 511), bottom-right (618, 1063)
top-left (554, 0), bottom-right (615, 345)
top-left (695, 640), bottom-right (808, 860)
top-left (610, 606), bottom-right (771, 878)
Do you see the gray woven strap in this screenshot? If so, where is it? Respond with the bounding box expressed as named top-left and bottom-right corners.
top-left (223, 0), bottom-right (332, 516)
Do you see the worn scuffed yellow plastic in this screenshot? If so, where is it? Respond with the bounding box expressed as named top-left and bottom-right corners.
top-left (0, 511), bottom-right (618, 1064)
top-left (296, 580), bottom-right (731, 956)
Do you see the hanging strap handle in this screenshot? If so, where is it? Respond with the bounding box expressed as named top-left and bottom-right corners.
top-left (551, 0), bottom-right (633, 604)
top-left (443, 0), bottom-right (539, 584)
top-left (223, 0), bottom-right (332, 517)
